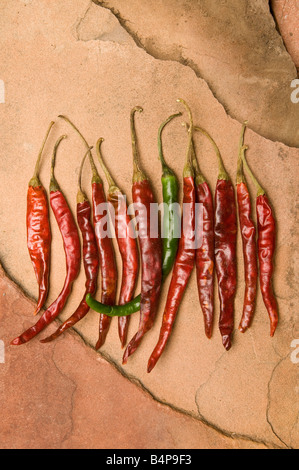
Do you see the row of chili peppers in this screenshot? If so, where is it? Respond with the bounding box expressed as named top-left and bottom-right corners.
top-left (11, 100), bottom-right (278, 373)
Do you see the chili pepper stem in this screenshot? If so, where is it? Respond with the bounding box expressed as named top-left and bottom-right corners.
top-left (182, 123), bottom-right (206, 185)
top-left (240, 146), bottom-right (265, 196)
top-left (77, 147), bottom-right (93, 204)
top-left (29, 121), bottom-right (55, 188)
top-left (236, 121), bottom-right (248, 185)
top-left (191, 139), bottom-right (206, 185)
top-left (158, 112), bottom-right (182, 177)
top-left (193, 126), bottom-right (228, 181)
top-left (131, 106), bottom-right (146, 183)
top-left (58, 115), bottom-right (102, 184)
top-left (95, 138), bottom-right (120, 195)
top-left (49, 135), bottom-right (67, 193)
top-left (176, 99), bottom-right (194, 178)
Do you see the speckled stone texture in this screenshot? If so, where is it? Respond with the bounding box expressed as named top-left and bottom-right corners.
top-left (271, 0), bottom-right (299, 69)
top-left (93, 0), bottom-right (299, 148)
top-left (0, 265), bottom-right (265, 449)
top-left (0, 0), bottom-right (298, 449)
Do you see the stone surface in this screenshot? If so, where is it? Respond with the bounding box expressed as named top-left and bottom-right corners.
top-left (0, 265), bottom-right (266, 449)
top-left (93, 0), bottom-right (299, 148)
top-left (271, 0), bottom-right (299, 69)
top-left (0, 0), bottom-right (298, 449)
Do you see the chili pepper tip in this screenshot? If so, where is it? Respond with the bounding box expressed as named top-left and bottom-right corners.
top-left (95, 331), bottom-right (109, 350)
top-left (205, 327), bottom-right (213, 339)
top-left (40, 335), bottom-right (54, 343)
top-left (222, 335), bottom-right (232, 351)
top-left (270, 322), bottom-right (277, 337)
top-left (147, 357), bottom-right (156, 373)
top-left (10, 337), bottom-right (23, 346)
top-left (238, 325), bottom-right (247, 334)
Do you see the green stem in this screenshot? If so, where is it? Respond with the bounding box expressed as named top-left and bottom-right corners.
top-left (29, 121), bottom-right (55, 187)
top-left (49, 135), bottom-right (67, 192)
top-left (191, 138), bottom-right (206, 185)
top-left (193, 125), bottom-right (228, 181)
top-left (95, 138), bottom-right (120, 195)
top-left (182, 122), bottom-right (206, 185)
top-left (177, 99), bottom-right (194, 178)
top-left (130, 106), bottom-right (146, 183)
top-left (240, 145), bottom-right (265, 196)
top-left (77, 146), bottom-right (93, 203)
top-left (236, 121), bottom-right (248, 184)
top-left (158, 112), bottom-right (182, 177)
top-left (58, 115), bottom-right (102, 184)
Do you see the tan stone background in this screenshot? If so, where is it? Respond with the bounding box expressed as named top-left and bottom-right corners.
top-left (0, 0), bottom-right (298, 449)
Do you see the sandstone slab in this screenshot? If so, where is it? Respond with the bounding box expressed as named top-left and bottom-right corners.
top-left (0, 0), bottom-right (298, 449)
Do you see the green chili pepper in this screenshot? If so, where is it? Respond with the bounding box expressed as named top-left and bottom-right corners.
top-left (158, 113), bottom-right (181, 279)
top-left (86, 112), bottom-right (181, 316)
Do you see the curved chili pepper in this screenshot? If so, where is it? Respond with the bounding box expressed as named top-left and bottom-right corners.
top-left (193, 125), bottom-right (237, 351)
top-left (236, 123), bottom-right (258, 333)
top-left (58, 115), bottom-right (118, 349)
top-left (27, 121), bottom-right (54, 315)
top-left (11, 136), bottom-right (81, 345)
top-left (96, 138), bottom-right (139, 348)
top-left (241, 147), bottom-right (278, 336)
top-left (147, 98), bottom-right (195, 373)
top-left (122, 106), bottom-right (163, 364)
top-left (41, 148), bottom-right (99, 343)
top-left (85, 112), bottom-right (181, 317)
top-left (190, 136), bottom-right (214, 339)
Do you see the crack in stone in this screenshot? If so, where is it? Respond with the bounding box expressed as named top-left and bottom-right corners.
top-left (193, 340), bottom-right (291, 448)
top-left (0, 260), bottom-right (288, 448)
top-left (74, 0), bottom-right (94, 42)
top-left (49, 341), bottom-right (78, 446)
top-left (289, 410), bottom-right (299, 447)
top-left (266, 355), bottom-right (293, 449)
top-left (75, 0), bottom-right (131, 45)
top-left (193, 351), bottom-right (282, 449)
top-left (1, 1), bottom-right (297, 449)
top-left (91, 0), bottom-right (299, 148)
top-left (269, 0), bottom-right (283, 35)
top-left (68, 326), bottom-right (274, 448)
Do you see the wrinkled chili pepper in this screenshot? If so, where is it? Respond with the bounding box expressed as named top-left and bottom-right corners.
top-left (236, 122), bottom-right (258, 333)
top-left (27, 121), bottom-right (54, 315)
top-left (96, 137), bottom-right (139, 348)
top-left (58, 115), bottom-right (118, 349)
top-left (85, 112), bottom-right (181, 317)
top-left (11, 135), bottom-right (81, 345)
top-left (189, 134), bottom-right (214, 339)
top-left (147, 98), bottom-right (195, 373)
top-left (41, 147), bottom-right (99, 343)
top-left (193, 125), bottom-right (237, 351)
top-left (241, 147), bottom-right (278, 336)
top-left (122, 106), bottom-right (163, 364)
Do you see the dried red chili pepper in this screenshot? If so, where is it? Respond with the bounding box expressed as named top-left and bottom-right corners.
top-left (193, 125), bottom-right (237, 351)
top-left (11, 135), bottom-right (81, 345)
top-left (190, 136), bottom-right (214, 339)
top-left (96, 138), bottom-right (139, 348)
top-left (241, 147), bottom-right (278, 336)
top-left (27, 121), bottom-right (54, 315)
top-left (147, 98), bottom-right (195, 373)
top-left (58, 115), bottom-right (118, 349)
top-left (236, 123), bottom-right (258, 333)
top-left (122, 106), bottom-right (163, 364)
top-left (41, 147), bottom-right (99, 343)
